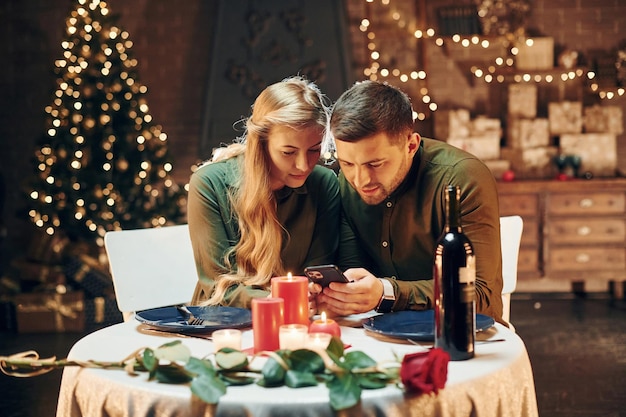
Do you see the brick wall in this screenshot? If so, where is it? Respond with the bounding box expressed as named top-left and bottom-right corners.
top-left (1, 0), bottom-right (625, 270)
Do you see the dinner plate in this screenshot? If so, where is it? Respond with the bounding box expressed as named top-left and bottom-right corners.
top-left (362, 310), bottom-right (495, 341)
top-left (135, 306), bottom-right (252, 333)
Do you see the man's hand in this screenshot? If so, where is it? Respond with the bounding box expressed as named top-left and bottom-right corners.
top-left (314, 268), bottom-right (384, 316)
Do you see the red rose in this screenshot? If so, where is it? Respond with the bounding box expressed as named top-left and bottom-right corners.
top-left (400, 348), bottom-right (450, 395)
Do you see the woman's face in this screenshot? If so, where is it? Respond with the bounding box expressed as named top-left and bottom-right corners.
top-left (267, 124), bottom-right (324, 190)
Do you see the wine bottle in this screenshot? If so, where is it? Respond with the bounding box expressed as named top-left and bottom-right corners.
top-left (434, 185), bottom-right (476, 360)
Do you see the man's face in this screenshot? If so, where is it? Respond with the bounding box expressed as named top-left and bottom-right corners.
top-left (335, 131), bottom-right (419, 205)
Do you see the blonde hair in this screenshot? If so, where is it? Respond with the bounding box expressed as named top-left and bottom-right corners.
top-left (204, 76), bottom-right (330, 305)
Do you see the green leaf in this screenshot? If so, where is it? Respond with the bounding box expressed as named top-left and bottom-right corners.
top-left (284, 369), bottom-right (319, 388)
top-left (215, 350), bottom-right (249, 371)
top-left (154, 364), bottom-right (193, 384)
top-left (327, 373), bottom-right (361, 411)
top-left (153, 341), bottom-right (191, 363)
top-left (356, 372), bottom-right (389, 389)
top-left (185, 357), bottom-right (216, 378)
top-left (142, 348), bottom-right (157, 374)
top-left (219, 372), bottom-right (256, 386)
top-left (289, 349), bottom-right (325, 373)
top-left (258, 356), bottom-right (286, 387)
top-left (344, 351), bottom-right (377, 370)
top-left (327, 337), bottom-right (344, 357)
top-left (191, 374), bottom-right (227, 404)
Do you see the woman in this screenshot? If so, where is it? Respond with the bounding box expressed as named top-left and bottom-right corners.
top-left (187, 76), bottom-right (340, 308)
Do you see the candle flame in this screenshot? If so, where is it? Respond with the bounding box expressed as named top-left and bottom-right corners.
top-left (287, 272), bottom-right (293, 280)
top-left (321, 311), bottom-right (327, 322)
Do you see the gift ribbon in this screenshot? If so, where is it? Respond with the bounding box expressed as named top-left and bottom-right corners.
top-left (16, 293), bottom-right (83, 331)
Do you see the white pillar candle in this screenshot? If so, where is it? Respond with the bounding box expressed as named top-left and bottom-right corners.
top-left (279, 324), bottom-right (308, 350)
top-left (305, 332), bottom-right (332, 352)
top-left (212, 329), bottom-right (242, 353)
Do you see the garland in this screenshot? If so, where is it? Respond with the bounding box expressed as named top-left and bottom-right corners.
top-left (1, 337), bottom-right (449, 411)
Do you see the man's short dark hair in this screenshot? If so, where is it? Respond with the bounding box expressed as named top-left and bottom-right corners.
top-left (330, 80), bottom-right (414, 143)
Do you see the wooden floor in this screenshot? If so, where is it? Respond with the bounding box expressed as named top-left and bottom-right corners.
top-left (1, 292), bottom-right (625, 417)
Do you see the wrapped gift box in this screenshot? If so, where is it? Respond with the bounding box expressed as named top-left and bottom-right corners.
top-left (12, 258), bottom-right (66, 286)
top-left (484, 159), bottom-right (512, 179)
top-left (515, 37), bottom-right (554, 70)
top-left (472, 116), bottom-right (502, 136)
top-left (15, 291), bottom-right (85, 333)
top-left (506, 117), bottom-right (550, 149)
top-left (501, 146), bottom-right (559, 179)
top-left (583, 105), bottom-right (623, 134)
top-left (508, 84), bottom-right (537, 118)
top-left (447, 133), bottom-right (501, 161)
top-left (434, 109), bottom-right (471, 140)
top-left (0, 300), bottom-right (16, 332)
top-left (549, 101), bottom-right (583, 134)
top-left (559, 133), bottom-right (617, 177)
top-left (26, 229), bottom-right (70, 264)
top-left (85, 296), bottom-right (123, 331)
top-left (64, 254), bottom-right (114, 298)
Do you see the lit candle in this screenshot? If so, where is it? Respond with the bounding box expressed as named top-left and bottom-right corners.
top-left (212, 329), bottom-right (242, 353)
top-left (271, 273), bottom-right (309, 326)
top-left (279, 324), bottom-right (308, 350)
top-left (251, 297), bottom-right (284, 353)
top-left (308, 311), bottom-right (341, 338)
top-left (306, 332), bottom-right (332, 352)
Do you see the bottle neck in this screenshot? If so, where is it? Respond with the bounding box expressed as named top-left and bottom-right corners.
top-left (445, 185), bottom-right (462, 231)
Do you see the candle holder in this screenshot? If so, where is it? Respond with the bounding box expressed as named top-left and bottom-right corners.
top-left (212, 329), bottom-right (242, 353)
top-left (279, 324), bottom-right (308, 350)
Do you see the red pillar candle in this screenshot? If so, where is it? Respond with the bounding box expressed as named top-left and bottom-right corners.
top-left (308, 311), bottom-right (341, 338)
top-left (271, 273), bottom-right (309, 326)
top-left (251, 297), bottom-right (284, 353)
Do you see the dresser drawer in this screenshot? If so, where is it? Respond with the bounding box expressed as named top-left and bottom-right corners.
top-left (499, 194), bottom-right (539, 217)
top-left (518, 248), bottom-right (539, 273)
top-left (548, 192), bottom-right (625, 215)
top-left (547, 247), bottom-right (626, 271)
top-left (547, 218), bottom-right (626, 244)
top-left (520, 218), bottom-right (539, 247)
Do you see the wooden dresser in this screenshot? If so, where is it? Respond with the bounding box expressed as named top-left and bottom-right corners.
top-left (497, 178), bottom-right (626, 292)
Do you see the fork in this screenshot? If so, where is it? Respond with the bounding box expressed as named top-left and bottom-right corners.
top-left (176, 305), bottom-right (205, 325)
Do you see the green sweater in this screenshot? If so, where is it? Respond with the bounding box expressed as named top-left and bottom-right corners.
top-left (337, 138), bottom-right (504, 321)
top-left (187, 156), bottom-right (340, 307)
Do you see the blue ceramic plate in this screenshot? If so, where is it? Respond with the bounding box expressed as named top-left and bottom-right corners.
top-left (135, 306), bottom-right (252, 333)
top-left (363, 310), bottom-right (495, 341)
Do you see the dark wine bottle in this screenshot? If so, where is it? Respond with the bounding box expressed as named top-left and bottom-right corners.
top-left (434, 185), bottom-right (476, 360)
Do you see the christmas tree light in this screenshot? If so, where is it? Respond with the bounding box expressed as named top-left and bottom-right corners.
top-left (26, 0), bottom-right (187, 246)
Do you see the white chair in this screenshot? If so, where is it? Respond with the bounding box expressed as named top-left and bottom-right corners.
top-left (499, 215), bottom-right (524, 327)
top-left (104, 224), bottom-right (199, 321)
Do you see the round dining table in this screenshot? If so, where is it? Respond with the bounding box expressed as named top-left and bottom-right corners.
top-left (55, 315), bottom-right (538, 417)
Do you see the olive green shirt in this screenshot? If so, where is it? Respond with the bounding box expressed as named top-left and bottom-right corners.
top-left (337, 138), bottom-right (503, 321)
top-left (187, 156), bottom-right (341, 307)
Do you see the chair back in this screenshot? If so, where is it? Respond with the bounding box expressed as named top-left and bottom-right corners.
top-left (499, 215), bottom-right (523, 325)
top-left (104, 224), bottom-right (198, 320)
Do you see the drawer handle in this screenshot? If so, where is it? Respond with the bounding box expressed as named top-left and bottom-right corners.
top-left (577, 226), bottom-right (591, 236)
top-left (579, 198), bottom-right (594, 208)
top-left (575, 253), bottom-right (591, 263)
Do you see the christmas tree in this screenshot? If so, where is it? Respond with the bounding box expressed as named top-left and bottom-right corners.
top-left (25, 0), bottom-right (187, 247)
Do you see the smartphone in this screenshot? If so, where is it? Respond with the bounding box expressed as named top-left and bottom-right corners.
top-left (304, 264), bottom-right (350, 287)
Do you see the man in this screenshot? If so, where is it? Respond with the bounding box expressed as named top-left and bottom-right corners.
top-left (315, 80), bottom-right (503, 322)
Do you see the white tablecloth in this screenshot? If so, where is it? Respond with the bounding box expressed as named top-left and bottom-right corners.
top-left (56, 319), bottom-right (538, 417)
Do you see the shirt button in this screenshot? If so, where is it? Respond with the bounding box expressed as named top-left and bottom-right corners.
top-left (386, 201), bottom-right (393, 208)
top-left (382, 241), bottom-right (388, 248)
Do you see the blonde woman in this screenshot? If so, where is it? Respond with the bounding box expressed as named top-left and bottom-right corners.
top-left (187, 76), bottom-right (340, 308)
